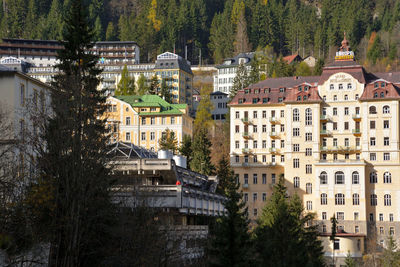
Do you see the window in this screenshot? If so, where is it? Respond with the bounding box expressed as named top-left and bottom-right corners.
top-left (171, 117), bottom-right (175, 124)
top-left (383, 171), bottom-right (392, 183)
top-left (369, 106), bottom-right (377, 114)
top-left (235, 155), bottom-right (239, 163)
top-left (322, 225), bottom-right (327, 233)
top-left (253, 193), bottom-right (258, 202)
top-left (384, 137), bottom-right (389, 146)
top-left (235, 111), bottom-right (240, 119)
top-left (330, 84), bottom-right (334, 90)
top-left (384, 120), bottom-right (389, 129)
top-left (253, 174), bottom-right (258, 184)
top-left (320, 193), bottom-right (328, 205)
top-left (379, 213), bottom-right (383, 221)
top-left (20, 84), bottom-right (25, 106)
top-left (293, 177), bottom-right (300, 188)
top-left (262, 193), bottom-right (267, 201)
top-left (344, 122), bottom-right (349, 130)
top-left (142, 117), bottom-right (146, 125)
top-left (335, 172), bottom-right (345, 184)
top-left (253, 155), bottom-right (258, 163)
top-left (306, 201), bottom-right (312, 210)
top-left (150, 132), bottom-right (155, 140)
top-left (262, 174), bottom-right (267, 184)
top-left (352, 172), bottom-right (359, 184)
top-left (293, 144), bottom-right (300, 152)
top-left (354, 212), bottom-right (359, 220)
top-left (334, 95), bottom-right (337, 101)
top-left (347, 83), bottom-right (352, 89)
top-left (293, 128), bottom-right (300, 136)
top-left (384, 194), bottom-right (392, 206)
top-left (293, 108), bottom-right (300, 121)
top-left (280, 155), bottom-right (285, 162)
top-left (271, 173), bottom-right (276, 184)
top-left (355, 226), bottom-right (359, 233)
top-left (344, 107), bottom-right (349, 115)
top-left (339, 84), bottom-right (343, 90)
top-left (253, 209), bottom-right (258, 217)
top-left (320, 172), bottom-right (327, 184)
top-left (281, 140), bottom-right (285, 148)
top-left (306, 164), bottom-right (312, 174)
top-left (253, 141), bottom-right (258, 149)
top-left (334, 239), bottom-right (340, 250)
top-left (371, 194), bottom-right (377, 206)
top-left (280, 110), bottom-right (284, 117)
top-left (384, 153), bottom-right (390, 161)
top-left (306, 183), bottom-right (312, 194)
top-left (293, 159), bottom-right (300, 168)
top-left (253, 125), bottom-right (258, 133)
top-left (141, 132), bottom-right (146, 141)
top-left (353, 193), bottom-right (360, 205)
top-left (390, 213), bottom-right (394, 222)
top-left (305, 133), bottom-right (312, 141)
top-left (126, 117), bottom-right (131, 125)
top-left (126, 132), bottom-right (131, 141)
top-left (335, 193), bottom-right (345, 205)
top-left (370, 120), bottom-right (376, 129)
top-left (333, 122), bottom-right (338, 130)
top-left (244, 193), bottom-right (248, 202)
top-left (344, 95), bottom-right (348, 100)
top-left (390, 227), bottom-right (395, 236)
top-left (262, 140), bottom-right (267, 148)
top-left (380, 227), bottom-right (384, 235)
top-left (305, 108), bottom-right (312, 125)
top-left (345, 138), bottom-right (349, 147)
top-left (333, 108), bottom-right (337, 115)
top-left (235, 125), bottom-right (239, 133)
top-left (244, 174), bottom-right (248, 185)
top-left (280, 124), bottom-right (285, 132)
top-left (322, 212), bottom-right (327, 220)
top-left (262, 110), bottom-right (267, 118)
top-left (235, 141), bottom-right (239, 149)
top-left (383, 105), bottom-right (390, 114)
top-left (305, 148), bottom-right (312, 156)
top-left (262, 125), bottom-right (267, 132)
top-left (370, 153), bottom-right (376, 161)
top-left (370, 137), bottom-right (376, 146)
top-left (253, 111), bottom-right (258, 118)
top-left (370, 213), bottom-right (374, 221)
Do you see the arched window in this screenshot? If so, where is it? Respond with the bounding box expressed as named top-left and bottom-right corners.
top-left (384, 194), bottom-right (392, 206)
top-left (371, 194), bottom-right (377, 206)
top-left (293, 177), bottom-right (300, 188)
top-left (335, 193), bottom-right (345, 205)
top-left (383, 105), bottom-right (390, 114)
top-left (352, 171), bottom-right (359, 184)
top-left (330, 84), bottom-right (334, 90)
top-left (353, 193), bottom-right (360, 205)
top-left (370, 172), bottom-right (377, 183)
top-left (384, 172), bottom-right (392, 183)
top-left (293, 108), bottom-right (300, 122)
top-left (306, 183), bottom-right (312, 194)
top-left (335, 171), bottom-right (345, 184)
top-left (339, 84), bottom-right (343, 90)
top-left (320, 172), bottom-right (327, 185)
top-left (321, 193), bottom-right (327, 205)
top-left (347, 83), bottom-right (352, 89)
top-left (305, 108), bottom-right (312, 125)
top-left (369, 106), bottom-right (377, 114)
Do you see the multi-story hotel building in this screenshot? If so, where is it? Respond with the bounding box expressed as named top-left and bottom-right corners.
top-left (105, 94), bottom-right (193, 151)
top-left (230, 36), bottom-right (400, 264)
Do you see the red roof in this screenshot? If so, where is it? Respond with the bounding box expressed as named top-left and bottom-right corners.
top-left (360, 81), bottom-right (400, 101)
top-left (283, 54), bottom-right (302, 64)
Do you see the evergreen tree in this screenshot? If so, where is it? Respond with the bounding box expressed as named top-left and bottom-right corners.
top-left (193, 86), bottom-right (214, 133)
top-left (35, 0), bottom-right (115, 265)
top-left (254, 176), bottom-right (324, 267)
top-left (105, 21), bottom-right (117, 41)
top-left (344, 251), bottom-right (357, 267)
top-left (330, 214), bottom-right (338, 266)
top-left (190, 127), bottom-right (214, 175)
top-left (159, 128), bottom-right (178, 153)
top-left (179, 134), bottom-right (192, 168)
top-left (115, 65), bottom-right (135, 95)
top-left (24, 0), bottom-right (38, 39)
top-left (137, 74), bottom-right (148, 95)
top-left (45, 0), bottom-right (63, 40)
top-left (230, 63), bottom-right (249, 99)
top-left (93, 16), bottom-right (103, 41)
top-left (382, 236), bottom-right (400, 267)
top-left (295, 62), bottom-right (312, 76)
top-left (248, 55), bottom-right (260, 85)
top-left (148, 75), bottom-right (159, 95)
top-left (209, 157), bottom-right (252, 266)
top-left (313, 58), bottom-right (325, 76)
top-left (160, 78), bottom-right (172, 103)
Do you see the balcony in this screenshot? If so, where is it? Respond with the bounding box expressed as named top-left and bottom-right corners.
top-left (242, 132), bottom-right (251, 139)
top-left (242, 148), bottom-right (252, 154)
top-left (242, 183), bottom-right (249, 189)
top-left (320, 129), bottom-right (332, 136)
top-left (241, 117), bottom-right (251, 124)
top-left (320, 115), bottom-right (331, 121)
top-left (269, 132), bottom-right (280, 138)
top-left (269, 117), bottom-right (279, 123)
top-left (242, 162), bottom-right (250, 168)
top-left (352, 114), bottom-right (362, 121)
top-left (352, 129), bottom-right (361, 136)
top-left (266, 162), bottom-right (277, 167)
top-left (320, 146), bottom-right (361, 153)
top-left (269, 147), bottom-right (280, 154)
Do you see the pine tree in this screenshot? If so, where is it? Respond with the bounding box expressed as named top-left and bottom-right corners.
top-left (160, 78), bottom-right (172, 103)
top-left (148, 75), bottom-right (159, 95)
top-left (234, 7), bottom-right (251, 54)
top-left (105, 21), bottom-right (117, 41)
top-left (36, 0), bottom-right (115, 265)
top-left (179, 134), bottom-right (192, 167)
top-left (313, 58), bottom-right (325, 75)
top-left (46, 0), bottom-right (63, 40)
top-left (190, 127), bottom-right (214, 175)
top-left (254, 176), bottom-right (324, 266)
top-left (24, 0), bottom-right (38, 39)
top-left (115, 65), bottom-right (135, 95)
top-left (93, 16), bottom-right (103, 41)
top-left (159, 128), bottom-right (178, 153)
top-left (209, 157), bottom-right (252, 266)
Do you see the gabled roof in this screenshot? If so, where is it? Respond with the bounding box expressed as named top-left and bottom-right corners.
top-left (283, 54), bottom-right (302, 64)
top-left (216, 52), bottom-right (256, 69)
top-left (154, 52), bottom-right (193, 75)
top-left (360, 82), bottom-right (400, 101)
top-left (113, 95), bottom-right (187, 115)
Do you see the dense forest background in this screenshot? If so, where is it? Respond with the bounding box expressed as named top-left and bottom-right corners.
top-left (1, 0), bottom-right (400, 70)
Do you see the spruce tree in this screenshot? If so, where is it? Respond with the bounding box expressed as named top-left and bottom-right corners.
top-left (254, 176), bottom-right (324, 267)
top-left (209, 157), bottom-right (252, 266)
top-left (160, 78), bottom-right (172, 103)
top-left (105, 22), bottom-right (117, 41)
top-left (36, 0), bottom-right (115, 265)
top-left (382, 236), bottom-right (400, 267)
top-left (179, 134), bottom-right (192, 167)
top-left (190, 127), bottom-right (214, 175)
top-left (193, 86), bottom-right (214, 133)
top-left (159, 128), bottom-right (178, 153)
top-left (230, 63), bottom-right (249, 99)
top-left (137, 74), bottom-right (148, 95)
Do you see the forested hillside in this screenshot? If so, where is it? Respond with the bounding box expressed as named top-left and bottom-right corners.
top-left (2, 0), bottom-right (400, 70)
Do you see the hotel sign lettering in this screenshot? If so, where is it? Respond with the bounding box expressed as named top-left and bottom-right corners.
top-left (335, 50), bottom-right (354, 60)
top-left (330, 74), bottom-right (352, 84)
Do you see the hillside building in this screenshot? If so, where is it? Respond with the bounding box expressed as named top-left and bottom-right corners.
top-left (104, 95), bottom-right (193, 151)
top-left (229, 35), bottom-right (400, 265)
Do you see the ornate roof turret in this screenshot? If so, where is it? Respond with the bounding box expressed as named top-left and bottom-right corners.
top-left (340, 32), bottom-right (350, 52)
top-left (335, 32), bottom-right (354, 61)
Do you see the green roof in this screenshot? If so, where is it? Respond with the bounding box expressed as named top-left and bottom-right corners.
top-left (114, 95), bottom-right (187, 116)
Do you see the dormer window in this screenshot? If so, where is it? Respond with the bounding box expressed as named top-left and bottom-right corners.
top-left (380, 92), bottom-right (385, 98)
top-left (374, 83), bottom-right (379, 88)
top-left (347, 83), bottom-right (352, 89)
top-left (355, 94), bottom-right (359, 100)
top-left (263, 98), bottom-right (268, 103)
top-left (330, 84), bottom-right (334, 90)
top-left (344, 95), bottom-right (348, 100)
top-left (278, 97), bottom-right (283, 103)
top-left (303, 95), bottom-right (308, 100)
top-left (339, 84), bottom-right (343, 90)
top-left (304, 86), bottom-right (309, 91)
top-left (334, 95), bottom-right (337, 101)
top-left (239, 98), bottom-right (243, 104)
top-left (280, 87), bottom-right (285, 93)
top-left (244, 89), bottom-right (249, 94)
top-left (374, 92), bottom-right (378, 98)
top-left (253, 98), bottom-right (259, 104)
top-left (297, 96), bottom-right (301, 101)
top-left (298, 86), bottom-right (302, 92)
top-left (381, 82), bottom-right (386, 87)
top-left (254, 89), bottom-right (259, 94)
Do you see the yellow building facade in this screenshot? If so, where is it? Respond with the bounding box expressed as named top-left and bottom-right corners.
top-left (230, 38), bottom-right (400, 264)
top-left (105, 95), bottom-right (193, 151)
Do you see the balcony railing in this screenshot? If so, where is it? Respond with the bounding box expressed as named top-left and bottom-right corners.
top-left (242, 148), bottom-right (251, 154)
top-left (352, 129), bottom-right (361, 135)
top-left (269, 117), bottom-right (279, 123)
top-left (242, 183), bottom-right (249, 188)
top-left (320, 130), bottom-right (331, 135)
top-left (269, 147), bottom-right (279, 153)
top-left (241, 117), bottom-right (250, 124)
top-left (242, 132), bottom-right (250, 138)
top-left (352, 114), bottom-right (361, 120)
top-left (320, 115), bottom-right (331, 121)
top-left (269, 132), bottom-right (279, 137)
